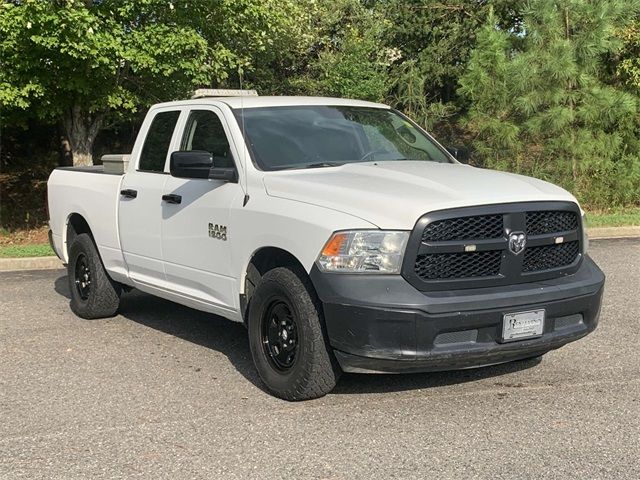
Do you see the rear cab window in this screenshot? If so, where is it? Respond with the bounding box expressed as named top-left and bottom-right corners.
top-left (138, 111), bottom-right (181, 173)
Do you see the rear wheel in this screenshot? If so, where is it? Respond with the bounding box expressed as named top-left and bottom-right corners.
top-left (68, 233), bottom-right (121, 319)
top-left (248, 266), bottom-right (340, 401)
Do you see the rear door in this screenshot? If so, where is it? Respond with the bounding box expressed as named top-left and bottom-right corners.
top-left (119, 108), bottom-right (181, 286)
top-left (161, 106), bottom-right (242, 310)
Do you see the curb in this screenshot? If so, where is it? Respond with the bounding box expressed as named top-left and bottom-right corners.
top-left (0, 226), bottom-right (638, 272)
top-left (587, 225), bottom-right (640, 240)
top-left (0, 256), bottom-right (64, 272)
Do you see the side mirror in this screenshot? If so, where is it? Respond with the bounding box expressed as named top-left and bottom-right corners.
top-left (170, 150), bottom-right (213, 178)
top-left (446, 146), bottom-right (470, 164)
top-left (170, 150), bottom-right (238, 182)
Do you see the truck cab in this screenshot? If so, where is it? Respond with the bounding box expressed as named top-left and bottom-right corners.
top-left (48, 92), bottom-right (605, 400)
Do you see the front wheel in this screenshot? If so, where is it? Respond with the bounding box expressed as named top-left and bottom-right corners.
top-left (67, 233), bottom-right (121, 319)
top-left (248, 267), bottom-right (340, 401)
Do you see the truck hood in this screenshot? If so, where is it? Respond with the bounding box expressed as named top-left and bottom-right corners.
top-left (263, 161), bottom-right (578, 229)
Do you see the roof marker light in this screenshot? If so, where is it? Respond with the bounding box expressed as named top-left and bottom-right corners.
top-left (191, 89), bottom-right (258, 98)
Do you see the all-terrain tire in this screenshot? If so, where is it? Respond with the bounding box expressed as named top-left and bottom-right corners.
top-left (67, 233), bottom-right (121, 319)
top-left (248, 266), bottom-right (341, 401)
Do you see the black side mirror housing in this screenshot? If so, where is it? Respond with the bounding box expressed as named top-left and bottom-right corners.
top-left (170, 150), bottom-right (237, 182)
top-left (446, 146), bottom-right (470, 164)
top-left (170, 150), bottom-right (213, 178)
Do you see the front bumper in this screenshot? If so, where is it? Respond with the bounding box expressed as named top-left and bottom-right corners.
top-left (310, 256), bottom-right (605, 373)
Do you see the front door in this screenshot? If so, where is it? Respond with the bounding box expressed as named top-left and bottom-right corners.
top-left (161, 107), bottom-right (242, 310)
top-left (119, 109), bottom-right (180, 286)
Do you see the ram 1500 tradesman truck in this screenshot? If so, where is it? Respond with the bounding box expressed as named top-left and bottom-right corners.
top-left (48, 91), bottom-right (605, 400)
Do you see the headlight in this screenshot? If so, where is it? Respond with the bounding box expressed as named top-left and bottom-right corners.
top-left (317, 230), bottom-right (410, 274)
top-left (581, 211), bottom-right (589, 254)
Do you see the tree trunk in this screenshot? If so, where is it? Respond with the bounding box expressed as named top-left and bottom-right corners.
top-left (62, 105), bottom-right (104, 166)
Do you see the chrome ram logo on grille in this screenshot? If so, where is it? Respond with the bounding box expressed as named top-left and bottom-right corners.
top-left (508, 231), bottom-right (527, 255)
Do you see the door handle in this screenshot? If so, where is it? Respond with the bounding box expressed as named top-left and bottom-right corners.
top-left (162, 194), bottom-right (182, 204)
top-left (120, 189), bottom-right (137, 199)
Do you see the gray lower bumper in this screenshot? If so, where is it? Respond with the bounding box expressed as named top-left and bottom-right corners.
top-left (310, 256), bottom-right (605, 373)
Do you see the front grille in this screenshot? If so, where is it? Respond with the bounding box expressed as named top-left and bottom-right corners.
top-left (421, 214), bottom-right (503, 242)
top-left (415, 250), bottom-right (502, 280)
top-left (522, 241), bottom-right (579, 272)
top-left (405, 202), bottom-right (583, 290)
top-left (526, 211), bottom-right (578, 235)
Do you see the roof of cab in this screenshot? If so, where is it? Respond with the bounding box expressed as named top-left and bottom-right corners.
top-left (152, 96), bottom-right (390, 110)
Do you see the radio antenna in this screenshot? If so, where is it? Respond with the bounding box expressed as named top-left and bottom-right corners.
top-left (239, 67), bottom-right (250, 207)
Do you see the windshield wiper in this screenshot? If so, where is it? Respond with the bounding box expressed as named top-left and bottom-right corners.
top-left (273, 161), bottom-right (344, 171)
top-left (302, 162), bottom-right (344, 169)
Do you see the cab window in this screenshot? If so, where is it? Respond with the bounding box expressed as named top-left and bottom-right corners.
top-left (181, 110), bottom-right (235, 169)
top-left (138, 111), bottom-right (180, 172)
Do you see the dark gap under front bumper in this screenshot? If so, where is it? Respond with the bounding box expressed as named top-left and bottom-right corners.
top-left (310, 256), bottom-right (605, 374)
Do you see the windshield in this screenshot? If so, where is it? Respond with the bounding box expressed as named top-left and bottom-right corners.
top-left (233, 105), bottom-right (451, 171)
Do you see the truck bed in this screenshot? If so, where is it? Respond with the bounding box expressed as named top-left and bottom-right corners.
top-left (56, 165), bottom-right (113, 175)
top-left (55, 165), bottom-right (123, 175)
top-left (47, 167), bottom-right (127, 281)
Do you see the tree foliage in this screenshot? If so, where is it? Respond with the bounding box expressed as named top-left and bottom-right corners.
top-left (381, 0), bottom-right (525, 137)
top-left (0, 0), bottom-right (638, 210)
top-left (459, 1), bottom-right (640, 209)
top-left (616, 17), bottom-right (640, 94)
top-left (0, 0), bottom-right (309, 165)
top-left (284, 0), bottom-right (390, 102)
top-left (0, 0), bottom-right (212, 164)
top-left (179, 0), bottom-right (312, 91)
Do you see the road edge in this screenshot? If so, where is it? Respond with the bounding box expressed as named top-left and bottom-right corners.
top-left (1, 225), bottom-right (638, 272)
top-left (587, 225), bottom-right (640, 240)
top-left (0, 256), bottom-right (64, 272)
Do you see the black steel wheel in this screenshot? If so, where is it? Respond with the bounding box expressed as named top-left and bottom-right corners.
top-left (74, 253), bottom-right (91, 300)
top-left (248, 266), bottom-right (341, 401)
top-left (262, 300), bottom-right (298, 370)
top-left (68, 233), bottom-right (121, 319)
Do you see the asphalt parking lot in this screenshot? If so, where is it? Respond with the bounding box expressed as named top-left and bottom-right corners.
top-left (1, 238), bottom-right (639, 479)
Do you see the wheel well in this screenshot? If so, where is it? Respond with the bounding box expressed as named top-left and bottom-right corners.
top-left (249, 247), bottom-right (306, 277)
top-left (66, 213), bottom-right (92, 256)
top-left (241, 247), bottom-right (309, 324)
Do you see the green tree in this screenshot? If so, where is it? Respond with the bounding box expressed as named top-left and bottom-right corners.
top-left (381, 0), bottom-right (524, 136)
top-left (287, 0), bottom-right (391, 102)
top-left (177, 0), bottom-right (314, 93)
top-left (459, 1), bottom-right (640, 209)
top-left (0, 0), bottom-right (213, 165)
top-left (616, 17), bottom-right (640, 94)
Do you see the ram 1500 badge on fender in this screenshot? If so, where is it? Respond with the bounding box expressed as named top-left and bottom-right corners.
top-left (47, 92), bottom-right (605, 401)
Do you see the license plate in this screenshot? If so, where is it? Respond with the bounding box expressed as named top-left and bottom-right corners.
top-left (502, 309), bottom-right (545, 342)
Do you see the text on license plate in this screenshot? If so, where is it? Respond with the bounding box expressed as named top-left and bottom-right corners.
top-left (502, 309), bottom-right (545, 342)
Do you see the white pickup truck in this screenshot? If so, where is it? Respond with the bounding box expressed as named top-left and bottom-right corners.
top-left (48, 91), bottom-right (605, 400)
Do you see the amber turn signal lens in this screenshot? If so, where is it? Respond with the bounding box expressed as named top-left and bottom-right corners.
top-left (321, 233), bottom-right (348, 256)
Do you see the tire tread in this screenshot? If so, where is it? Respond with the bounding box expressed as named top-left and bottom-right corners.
top-left (248, 266), bottom-right (340, 400)
top-left (68, 234), bottom-right (121, 319)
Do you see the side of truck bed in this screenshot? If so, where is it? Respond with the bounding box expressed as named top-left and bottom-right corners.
top-left (47, 167), bottom-right (129, 283)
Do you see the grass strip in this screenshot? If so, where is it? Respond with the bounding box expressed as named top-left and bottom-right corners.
top-left (0, 243), bottom-right (55, 258)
